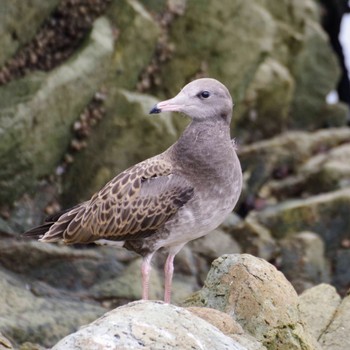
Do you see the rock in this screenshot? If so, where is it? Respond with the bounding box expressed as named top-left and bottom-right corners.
top-left (0, 268), bottom-right (106, 348)
top-left (0, 17), bottom-right (114, 205)
top-left (278, 231), bottom-right (331, 293)
top-left (52, 301), bottom-right (247, 350)
top-left (249, 188), bottom-right (350, 245)
top-left (333, 249), bottom-right (350, 296)
top-left (238, 127), bottom-right (350, 201)
top-left (0, 332), bottom-right (13, 350)
top-left (319, 292), bottom-right (350, 350)
top-left (62, 88), bottom-right (187, 204)
top-left (187, 306), bottom-right (266, 350)
top-left (0, 238), bottom-right (124, 293)
top-left (0, 0), bottom-right (60, 67)
top-left (224, 216), bottom-right (278, 261)
top-left (90, 258), bottom-right (163, 302)
top-left (106, 0), bottom-right (161, 89)
top-left (190, 228), bottom-right (241, 262)
top-left (240, 57), bottom-right (295, 140)
top-left (184, 254), bottom-right (320, 350)
top-left (187, 306), bottom-right (244, 336)
top-left (290, 20), bottom-right (346, 129)
top-left (158, 0), bottom-right (276, 124)
top-left (300, 143), bottom-right (350, 194)
top-left (150, 0), bottom-right (344, 140)
top-left (299, 284), bottom-right (341, 340)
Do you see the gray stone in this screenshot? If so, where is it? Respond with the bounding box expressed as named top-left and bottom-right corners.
top-left (0, 0), bottom-right (60, 67)
top-left (249, 188), bottom-right (350, 248)
top-left (300, 143), bottom-right (350, 193)
top-left (106, 0), bottom-right (161, 89)
top-left (0, 17), bottom-right (114, 204)
top-left (187, 307), bottom-right (266, 350)
top-left (299, 283), bottom-right (341, 340)
top-left (226, 217), bottom-right (278, 261)
top-left (279, 231), bottom-right (331, 293)
top-left (0, 331), bottom-right (13, 350)
top-left (159, 0), bottom-right (276, 123)
top-left (52, 301), bottom-right (247, 350)
top-left (184, 254), bottom-right (320, 350)
top-left (238, 127), bottom-right (350, 199)
top-left (242, 57), bottom-right (295, 140)
top-left (290, 20), bottom-right (346, 129)
top-left (190, 228), bottom-right (241, 262)
top-left (319, 293), bottom-right (350, 350)
top-left (0, 268), bottom-right (106, 348)
top-left (90, 258), bottom-right (163, 302)
top-left (0, 238), bottom-right (124, 293)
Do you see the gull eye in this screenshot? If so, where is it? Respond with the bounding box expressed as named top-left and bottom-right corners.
top-left (199, 91), bottom-right (210, 99)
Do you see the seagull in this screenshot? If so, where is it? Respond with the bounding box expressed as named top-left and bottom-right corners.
top-left (24, 78), bottom-right (243, 303)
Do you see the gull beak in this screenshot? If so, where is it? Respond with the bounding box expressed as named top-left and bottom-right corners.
top-left (149, 94), bottom-right (184, 114)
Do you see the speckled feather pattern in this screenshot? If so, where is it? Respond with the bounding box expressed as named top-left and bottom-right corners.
top-left (27, 154), bottom-right (194, 245)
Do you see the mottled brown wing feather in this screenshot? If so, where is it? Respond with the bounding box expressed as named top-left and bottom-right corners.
top-left (36, 155), bottom-right (194, 244)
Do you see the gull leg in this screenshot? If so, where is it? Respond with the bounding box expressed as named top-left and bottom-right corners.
top-left (164, 253), bottom-right (175, 303)
top-left (141, 253), bottom-right (154, 300)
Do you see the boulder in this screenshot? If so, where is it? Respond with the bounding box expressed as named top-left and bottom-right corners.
top-left (290, 20), bottom-right (346, 129)
top-left (187, 307), bottom-right (266, 350)
top-left (319, 292), bottom-right (350, 350)
top-left (223, 215), bottom-right (278, 261)
top-left (52, 301), bottom-right (247, 350)
top-left (0, 238), bottom-right (125, 293)
top-left (238, 127), bottom-right (350, 201)
top-left (184, 254), bottom-right (320, 350)
top-left (90, 258), bottom-right (163, 303)
top-left (300, 143), bottom-right (350, 194)
top-left (0, 268), bottom-right (106, 348)
top-left (158, 0), bottom-right (276, 124)
top-left (249, 188), bottom-right (350, 247)
top-left (240, 58), bottom-right (295, 141)
top-left (106, 0), bottom-right (161, 90)
top-left (299, 283), bottom-right (341, 340)
top-left (279, 231), bottom-right (331, 293)
top-left (0, 0), bottom-right (60, 67)
top-left (0, 17), bottom-right (114, 205)
top-left (0, 332), bottom-right (13, 350)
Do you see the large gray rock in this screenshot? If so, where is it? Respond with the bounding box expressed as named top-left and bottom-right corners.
top-left (90, 258), bottom-right (163, 302)
top-left (187, 307), bottom-right (266, 350)
top-left (319, 292), bottom-right (350, 350)
top-left (0, 0), bottom-right (60, 67)
top-left (223, 215), bottom-right (278, 261)
top-left (238, 127), bottom-right (350, 200)
top-left (158, 0), bottom-right (276, 126)
top-left (241, 57), bottom-right (295, 140)
top-left (150, 0), bottom-right (345, 140)
top-left (52, 301), bottom-right (247, 350)
top-left (290, 19), bottom-right (345, 129)
top-left (0, 268), bottom-right (106, 348)
top-left (106, 0), bottom-right (161, 90)
top-left (184, 254), bottom-right (320, 350)
top-left (279, 231), bottom-right (331, 293)
top-left (0, 17), bottom-right (114, 204)
top-left (299, 283), bottom-right (341, 341)
top-left (249, 188), bottom-right (350, 247)
top-left (0, 238), bottom-right (125, 293)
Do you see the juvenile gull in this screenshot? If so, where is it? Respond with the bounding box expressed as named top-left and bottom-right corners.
top-left (24, 78), bottom-right (243, 303)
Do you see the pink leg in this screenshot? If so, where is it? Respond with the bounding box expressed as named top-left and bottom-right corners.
top-left (164, 254), bottom-right (175, 303)
top-left (141, 253), bottom-right (154, 300)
